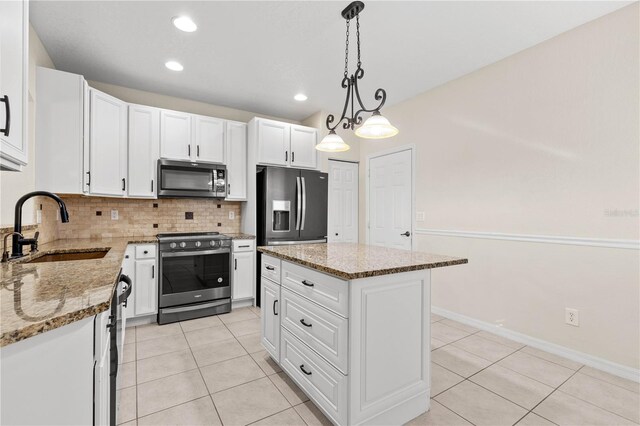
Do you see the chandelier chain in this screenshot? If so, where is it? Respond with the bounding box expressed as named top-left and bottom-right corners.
top-left (356, 15), bottom-right (361, 68)
top-left (344, 19), bottom-right (350, 78)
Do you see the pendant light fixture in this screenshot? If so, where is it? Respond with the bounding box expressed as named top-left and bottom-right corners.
top-left (316, 1), bottom-right (398, 153)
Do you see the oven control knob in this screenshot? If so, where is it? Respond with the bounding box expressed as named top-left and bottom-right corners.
top-left (169, 242), bottom-right (177, 249)
top-left (209, 240), bottom-right (219, 248)
top-left (195, 241), bottom-right (201, 247)
top-left (179, 242), bottom-right (187, 248)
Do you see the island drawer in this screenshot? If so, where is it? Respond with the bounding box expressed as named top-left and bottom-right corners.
top-left (261, 254), bottom-right (281, 284)
top-left (135, 244), bottom-right (156, 259)
top-left (281, 288), bottom-right (348, 374)
top-left (282, 261), bottom-right (349, 318)
top-left (280, 328), bottom-right (347, 426)
top-left (233, 239), bottom-right (255, 253)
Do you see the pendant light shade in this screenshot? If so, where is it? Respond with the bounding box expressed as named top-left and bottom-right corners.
top-left (316, 130), bottom-right (351, 152)
top-left (354, 111), bottom-right (399, 139)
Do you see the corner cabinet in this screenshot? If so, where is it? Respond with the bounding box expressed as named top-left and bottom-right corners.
top-left (0, 0), bottom-right (29, 171)
top-left (225, 121), bottom-right (247, 200)
top-left (253, 118), bottom-right (318, 169)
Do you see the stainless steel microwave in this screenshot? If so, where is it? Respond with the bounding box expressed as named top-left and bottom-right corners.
top-left (157, 159), bottom-right (227, 198)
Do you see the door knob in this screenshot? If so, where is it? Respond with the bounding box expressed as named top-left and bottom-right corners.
top-left (401, 231), bottom-right (411, 237)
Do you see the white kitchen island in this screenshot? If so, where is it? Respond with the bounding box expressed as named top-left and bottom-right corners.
top-left (257, 243), bottom-right (467, 426)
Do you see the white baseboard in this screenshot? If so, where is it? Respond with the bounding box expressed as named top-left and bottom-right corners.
top-left (432, 306), bottom-right (640, 383)
top-left (232, 298), bottom-right (255, 309)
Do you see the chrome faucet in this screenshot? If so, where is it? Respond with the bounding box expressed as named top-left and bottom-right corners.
top-left (11, 191), bottom-right (70, 259)
top-left (2, 232), bottom-right (23, 263)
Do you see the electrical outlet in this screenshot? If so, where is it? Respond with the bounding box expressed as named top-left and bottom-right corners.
top-left (111, 209), bottom-right (119, 220)
top-left (229, 211), bottom-right (235, 220)
top-left (565, 308), bottom-right (579, 326)
top-left (416, 211), bottom-right (426, 222)
top-left (36, 210), bottom-right (42, 224)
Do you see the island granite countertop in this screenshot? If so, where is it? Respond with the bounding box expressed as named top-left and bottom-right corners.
top-left (257, 243), bottom-right (468, 280)
top-left (0, 237), bottom-right (156, 347)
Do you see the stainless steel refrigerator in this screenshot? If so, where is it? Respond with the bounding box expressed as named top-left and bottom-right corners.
top-left (256, 166), bottom-right (328, 305)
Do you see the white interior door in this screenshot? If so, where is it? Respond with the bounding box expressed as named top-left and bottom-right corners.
top-left (328, 160), bottom-right (359, 243)
top-left (368, 149), bottom-right (413, 250)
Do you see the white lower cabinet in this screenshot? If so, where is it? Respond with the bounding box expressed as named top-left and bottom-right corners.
top-left (232, 239), bottom-right (255, 301)
top-left (261, 276), bottom-right (281, 360)
top-left (94, 310), bottom-right (111, 426)
top-left (121, 244), bottom-right (158, 319)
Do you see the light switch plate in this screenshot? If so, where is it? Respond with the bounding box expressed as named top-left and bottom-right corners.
top-left (111, 209), bottom-right (119, 220)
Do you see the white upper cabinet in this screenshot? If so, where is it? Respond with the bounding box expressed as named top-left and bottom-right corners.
top-left (254, 118), bottom-right (317, 169)
top-left (0, 0), bottom-right (28, 171)
top-left (257, 119), bottom-right (290, 166)
top-left (88, 89), bottom-right (128, 197)
top-left (194, 115), bottom-right (225, 163)
top-left (289, 125), bottom-right (317, 169)
top-left (160, 110), bottom-right (191, 161)
top-left (226, 121), bottom-right (247, 200)
top-left (128, 105), bottom-right (159, 198)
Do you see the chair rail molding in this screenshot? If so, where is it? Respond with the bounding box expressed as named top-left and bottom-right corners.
top-left (415, 228), bottom-right (640, 250)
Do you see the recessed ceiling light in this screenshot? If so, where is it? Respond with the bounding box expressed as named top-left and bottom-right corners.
top-left (172, 16), bottom-right (197, 32)
top-left (294, 93), bottom-right (308, 101)
top-left (165, 61), bottom-right (184, 71)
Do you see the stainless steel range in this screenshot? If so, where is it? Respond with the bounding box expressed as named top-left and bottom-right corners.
top-left (157, 232), bottom-right (232, 324)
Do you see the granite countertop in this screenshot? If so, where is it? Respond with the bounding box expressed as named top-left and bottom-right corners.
top-left (0, 237), bottom-right (156, 347)
top-left (257, 243), bottom-right (468, 280)
top-left (224, 233), bottom-right (256, 240)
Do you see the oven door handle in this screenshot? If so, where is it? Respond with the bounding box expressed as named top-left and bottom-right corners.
top-left (161, 249), bottom-right (230, 258)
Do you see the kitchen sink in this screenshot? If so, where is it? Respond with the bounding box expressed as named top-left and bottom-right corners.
top-left (25, 249), bottom-right (110, 263)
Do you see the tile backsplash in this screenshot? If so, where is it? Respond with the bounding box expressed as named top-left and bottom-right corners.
top-left (41, 195), bottom-right (242, 240)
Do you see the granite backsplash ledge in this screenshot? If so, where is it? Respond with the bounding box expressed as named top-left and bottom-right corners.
top-left (40, 195), bottom-right (242, 240)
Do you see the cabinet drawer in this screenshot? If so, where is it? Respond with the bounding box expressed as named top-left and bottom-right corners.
top-left (282, 261), bottom-right (348, 318)
top-left (261, 254), bottom-right (281, 284)
top-left (233, 239), bottom-right (255, 253)
top-left (281, 329), bottom-right (347, 425)
top-left (135, 244), bottom-right (156, 259)
top-left (281, 288), bottom-right (348, 374)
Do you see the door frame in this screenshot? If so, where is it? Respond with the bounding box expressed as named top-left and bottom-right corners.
top-left (365, 144), bottom-right (416, 250)
top-left (327, 159), bottom-right (360, 243)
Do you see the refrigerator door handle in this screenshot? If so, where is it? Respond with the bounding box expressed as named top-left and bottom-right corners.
top-left (296, 176), bottom-right (302, 231)
top-left (301, 177), bottom-right (307, 231)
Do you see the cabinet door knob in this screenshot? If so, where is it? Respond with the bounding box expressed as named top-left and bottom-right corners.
top-left (301, 280), bottom-right (314, 287)
top-left (143, 250), bottom-right (148, 254)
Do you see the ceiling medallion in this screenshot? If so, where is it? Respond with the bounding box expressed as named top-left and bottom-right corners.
top-left (317, 1), bottom-right (399, 153)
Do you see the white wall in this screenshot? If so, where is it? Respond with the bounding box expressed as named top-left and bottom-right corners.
top-left (358, 4), bottom-right (639, 369)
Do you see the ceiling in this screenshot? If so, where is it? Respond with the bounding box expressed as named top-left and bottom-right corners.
top-left (31, 1), bottom-right (631, 121)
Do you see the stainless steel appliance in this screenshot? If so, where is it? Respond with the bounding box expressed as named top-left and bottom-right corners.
top-left (110, 273), bottom-right (132, 425)
top-left (157, 159), bottom-right (227, 198)
top-left (256, 166), bottom-right (328, 305)
top-left (157, 232), bottom-right (232, 324)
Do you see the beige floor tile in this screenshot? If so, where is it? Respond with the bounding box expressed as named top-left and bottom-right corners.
top-left (137, 349), bottom-right (197, 384)
top-left (534, 390), bottom-right (637, 426)
top-left (406, 400), bottom-right (472, 425)
top-left (120, 343), bottom-right (136, 364)
top-left (431, 322), bottom-right (472, 344)
top-left (432, 345), bottom-right (492, 378)
top-left (136, 323), bottom-right (183, 342)
top-left (439, 319), bottom-right (480, 334)
top-left (515, 413), bottom-right (555, 425)
top-left (435, 381), bottom-right (527, 426)
top-left (137, 369), bottom-right (208, 417)
top-left (475, 331), bottom-right (525, 350)
top-left (431, 313), bottom-right (445, 323)
top-left (452, 334), bottom-right (517, 362)
top-left (498, 352), bottom-right (575, 388)
top-left (269, 372), bottom-right (309, 405)
top-left (226, 318), bottom-right (261, 337)
top-left (179, 315), bottom-right (224, 333)
top-left (137, 396), bottom-right (221, 426)
top-left (293, 401), bottom-right (332, 426)
top-left (521, 346), bottom-right (583, 371)
top-left (470, 364), bottom-right (554, 409)
top-left (117, 386), bottom-right (136, 424)
top-left (431, 363), bottom-right (464, 396)
top-left (117, 361), bottom-right (136, 390)
top-left (212, 377), bottom-right (291, 425)
top-left (220, 307), bottom-right (259, 325)
top-left (237, 332), bottom-right (264, 353)
top-left (200, 354), bottom-right (265, 393)
top-left (118, 420), bottom-right (137, 426)
top-left (184, 325), bottom-right (235, 348)
top-left (136, 333), bottom-right (189, 360)
top-left (431, 338), bottom-right (447, 350)
top-left (250, 407), bottom-right (306, 425)
top-left (579, 366), bottom-right (640, 394)
top-left (124, 327), bottom-right (136, 345)
top-left (249, 306), bottom-right (261, 317)
top-left (250, 350), bottom-right (282, 375)
top-left (191, 338), bottom-right (248, 368)
top-left (559, 372), bottom-right (640, 423)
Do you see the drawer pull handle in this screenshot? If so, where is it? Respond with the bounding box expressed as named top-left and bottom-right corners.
top-left (300, 319), bottom-right (312, 328)
top-left (238, 245), bottom-right (250, 248)
top-left (273, 299), bottom-right (278, 316)
top-left (266, 265), bottom-right (275, 271)
top-left (302, 280), bottom-right (314, 287)
top-left (143, 250), bottom-right (148, 254)
top-left (299, 364), bottom-right (312, 376)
